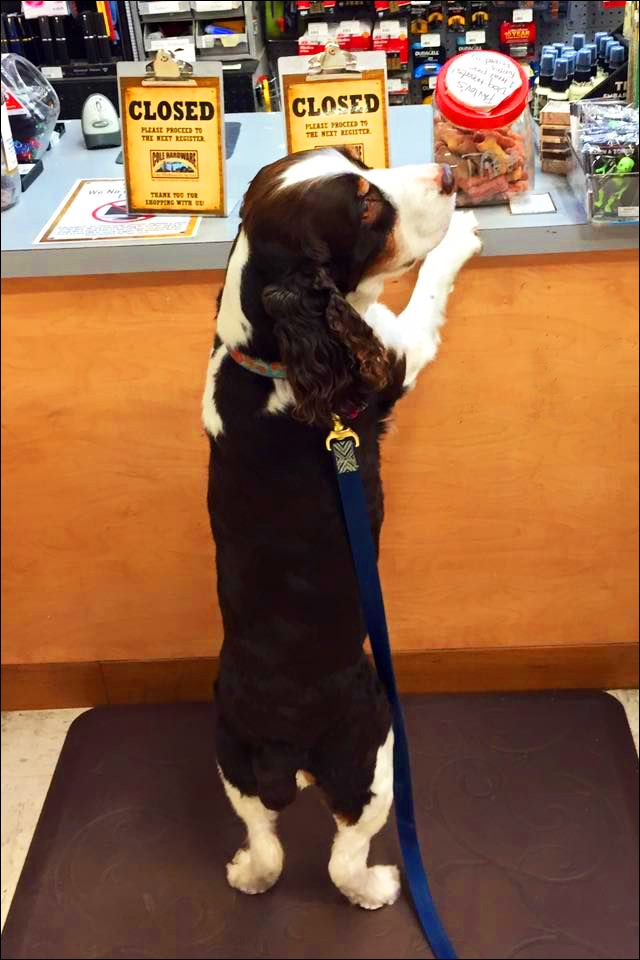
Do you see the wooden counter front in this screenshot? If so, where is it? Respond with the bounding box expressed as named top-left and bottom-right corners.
top-left (2, 251), bottom-right (638, 708)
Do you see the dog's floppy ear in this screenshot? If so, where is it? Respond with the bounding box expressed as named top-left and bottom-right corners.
top-left (262, 264), bottom-right (390, 427)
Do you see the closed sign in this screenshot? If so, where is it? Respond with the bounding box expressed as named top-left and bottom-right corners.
top-left (282, 73), bottom-right (389, 168)
top-left (118, 67), bottom-right (225, 217)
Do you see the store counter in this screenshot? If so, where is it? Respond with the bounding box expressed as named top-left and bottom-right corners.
top-left (1, 107), bottom-right (639, 278)
top-left (2, 107), bottom-right (638, 708)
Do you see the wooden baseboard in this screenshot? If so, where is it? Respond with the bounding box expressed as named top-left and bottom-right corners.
top-left (2, 643), bottom-right (637, 711)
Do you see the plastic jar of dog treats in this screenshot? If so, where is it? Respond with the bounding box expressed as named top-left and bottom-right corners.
top-left (434, 50), bottom-right (534, 206)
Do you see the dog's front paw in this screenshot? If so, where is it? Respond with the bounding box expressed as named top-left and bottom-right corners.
top-left (446, 210), bottom-right (483, 263)
top-left (343, 864), bottom-right (401, 910)
top-left (226, 847), bottom-right (281, 895)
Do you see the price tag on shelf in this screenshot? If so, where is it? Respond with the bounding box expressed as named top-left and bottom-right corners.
top-left (421, 33), bottom-right (441, 48)
top-left (144, 1), bottom-right (184, 12)
top-left (380, 19), bottom-right (401, 38)
top-left (41, 66), bottom-right (63, 80)
top-left (308, 22), bottom-right (329, 40)
top-left (465, 30), bottom-right (486, 45)
top-left (513, 8), bottom-right (534, 23)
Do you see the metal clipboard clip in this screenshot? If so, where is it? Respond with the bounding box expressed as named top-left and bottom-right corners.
top-left (142, 49), bottom-right (196, 86)
top-left (306, 42), bottom-right (362, 82)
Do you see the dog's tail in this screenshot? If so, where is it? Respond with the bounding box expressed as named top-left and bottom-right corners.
top-left (252, 741), bottom-right (307, 812)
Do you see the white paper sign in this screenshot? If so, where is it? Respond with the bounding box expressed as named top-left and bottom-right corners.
top-left (465, 30), bottom-right (486, 45)
top-left (446, 51), bottom-right (522, 110)
top-left (509, 192), bottom-right (556, 215)
top-left (33, 179), bottom-right (201, 244)
top-left (421, 33), bottom-right (441, 48)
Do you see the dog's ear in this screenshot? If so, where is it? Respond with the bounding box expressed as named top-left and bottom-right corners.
top-left (262, 265), bottom-right (390, 427)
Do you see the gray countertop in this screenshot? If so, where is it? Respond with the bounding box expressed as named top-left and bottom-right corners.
top-left (1, 106), bottom-right (638, 279)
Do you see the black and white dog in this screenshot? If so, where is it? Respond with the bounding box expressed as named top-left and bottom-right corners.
top-left (202, 148), bottom-right (481, 910)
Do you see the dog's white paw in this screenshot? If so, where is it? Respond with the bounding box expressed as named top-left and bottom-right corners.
top-left (446, 210), bottom-right (483, 262)
top-left (342, 864), bottom-right (401, 911)
top-left (226, 847), bottom-right (281, 895)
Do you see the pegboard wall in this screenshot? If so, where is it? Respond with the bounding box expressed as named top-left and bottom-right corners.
top-left (266, 2), bottom-right (630, 107)
top-left (434, 2), bottom-right (627, 62)
top-left (409, 2), bottom-right (628, 105)
top-left (538, 2), bottom-right (627, 47)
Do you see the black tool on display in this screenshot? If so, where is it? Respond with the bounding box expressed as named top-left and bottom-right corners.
top-left (22, 15), bottom-right (42, 66)
top-left (4, 13), bottom-right (24, 58)
top-left (12, 14), bottom-right (39, 64)
top-left (94, 12), bottom-right (112, 62)
top-left (51, 16), bottom-right (70, 65)
top-left (38, 16), bottom-right (56, 67)
top-left (81, 11), bottom-right (98, 64)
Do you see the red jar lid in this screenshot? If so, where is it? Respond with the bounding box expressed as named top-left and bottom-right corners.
top-left (435, 51), bottom-right (529, 130)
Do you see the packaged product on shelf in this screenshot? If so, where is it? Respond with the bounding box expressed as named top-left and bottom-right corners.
top-left (426, 3), bottom-right (444, 32)
top-left (433, 50), bottom-right (533, 206)
top-left (469, 3), bottom-right (490, 30)
top-left (533, 51), bottom-right (555, 118)
top-left (499, 18), bottom-right (536, 62)
top-left (446, 2), bottom-right (467, 34)
top-left (372, 20), bottom-right (409, 68)
top-left (336, 20), bottom-right (372, 52)
top-left (539, 100), bottom-right (571, 174)
top-left (416, 66), bottom-right (441, 106)
top-left (569, 49), bottom-right (595, 101)
top-left (374, 0), bottom-right (411, 13)
top-left (298, 25), bottom-right (338, 55)
top-left (548, 57), bottom-right (571, 103)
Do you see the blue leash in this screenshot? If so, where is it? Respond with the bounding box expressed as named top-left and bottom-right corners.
top-left (327, 417), bottom-right (458, 960)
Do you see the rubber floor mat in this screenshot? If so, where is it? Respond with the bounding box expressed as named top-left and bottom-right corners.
top-left (2, 692), bottom-right (638, 959)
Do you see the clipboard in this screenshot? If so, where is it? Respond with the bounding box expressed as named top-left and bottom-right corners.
top-left (279, 45), bottom-right (390, 168)
top-left (117, 52), bottom-right (226, 217)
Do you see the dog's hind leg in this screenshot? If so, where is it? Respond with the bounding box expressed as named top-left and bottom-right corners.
top-left (219, 770), bottom-right (284, 895)
top-left (322, 728), bottom-right (400, 910)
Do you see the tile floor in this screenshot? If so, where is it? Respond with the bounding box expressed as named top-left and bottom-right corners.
top-left (2, 691), bottom-right (638, 931)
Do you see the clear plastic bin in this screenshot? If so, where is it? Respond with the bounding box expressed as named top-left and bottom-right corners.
top-left (568, 99), bottom-right (639, 225)
top-left (568, 142), bottom-right (639, 224)
top-left (195, 21), bottom-right (247, 52)
top-left (433, 51), bottom-right (534, 206)
top-left (1, 93), bottom-right (21, 211)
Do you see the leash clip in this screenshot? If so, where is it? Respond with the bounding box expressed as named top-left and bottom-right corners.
top-left (326, 415), bottom-right (360, 451)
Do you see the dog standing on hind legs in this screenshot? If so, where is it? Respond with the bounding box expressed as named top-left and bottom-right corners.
top-left (202, 147), bottom-right (481, 910)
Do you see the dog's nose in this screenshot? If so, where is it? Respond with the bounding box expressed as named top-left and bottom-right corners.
top-left (439, 164), bottom-right (455, 195)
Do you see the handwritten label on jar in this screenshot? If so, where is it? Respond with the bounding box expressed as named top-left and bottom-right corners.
top-left (446, 51), bottom-right (522, 111)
